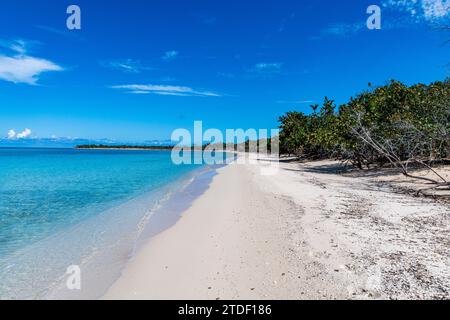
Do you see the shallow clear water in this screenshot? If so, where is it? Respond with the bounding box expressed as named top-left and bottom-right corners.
top-left (0, 148), bottom-right (206, 299)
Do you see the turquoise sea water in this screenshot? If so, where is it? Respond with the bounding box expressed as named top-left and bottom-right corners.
top-left (0, 148), bottom-right (209, 299)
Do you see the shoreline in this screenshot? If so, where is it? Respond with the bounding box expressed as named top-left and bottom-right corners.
top-left (75, 148), bottom-right (174, 151)
top-left (0, 159), bottom-right (217, 300)
top-left (104, 157), bottom-right (449, 300)
top-left (132, 165), bottom-right (223, 256)
top-left (46, 164), bottom-right (220, 300)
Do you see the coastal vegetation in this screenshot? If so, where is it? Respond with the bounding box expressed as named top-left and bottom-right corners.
top-left (278, 79), bottom-right (450, 192)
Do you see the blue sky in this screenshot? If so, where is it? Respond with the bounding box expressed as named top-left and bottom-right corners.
top-left (0, 0), bottom-right (449, 143)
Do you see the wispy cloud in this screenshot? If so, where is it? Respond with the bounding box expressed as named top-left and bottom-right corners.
top-left (101, 59), bottom-right (153, 73)
top-left (244, 62), bottom-right (284, 79)
top-left (36, 25), bottom-right (70, 36)
top-left (9, 40), bottom-right (27, 54)
top-left (0, 39), bottom-right (37, 54)
top-left (252, 62), bottom-right (283, 74)
top-left (0, 39), bottom-right (63, 85)
top-left (255, 62), bottom-right (282, 71)
top-left (319, 0), bottom-right (449, 38)
top-left (322, 22), bottom-right (365, 36)
top-left (35, 25), bottom-right (84, 40)
top-left (162, 50), bottom-right (179, 61)
top-left (382, 0), bottom-right (449, 21)
top-left (422, 0), bottom-right (450, 19)
top-left (111, 84), bottom-right (221, 97)
top-left (7, 128), bottom-right (32, 139)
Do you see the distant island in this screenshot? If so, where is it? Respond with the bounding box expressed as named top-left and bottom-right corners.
top-left (76, 141), bottom-right (274, 152)
top-left (75, 144), bottom-right (174, 150)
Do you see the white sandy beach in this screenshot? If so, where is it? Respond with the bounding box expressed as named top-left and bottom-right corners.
top-left (104, 157), bottom-right (449, 300)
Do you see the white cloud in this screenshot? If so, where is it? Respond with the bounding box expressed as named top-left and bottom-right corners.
top-left (102, 59), bottom-right (153, 73)
top-left (17, 128), bottom-right (32, 139)
top-left (0, 55), bottom-right (63, 85)
top-left (0, 39), bottom-right (63, 85)
top-left (421, 0), bottom-right (449, 19)
top-left (7, 129), bottom-right (16, 139)
top-left (128, 90), bottom-right (151, 94)
top-left (111, 84), bottom-right (221, 97)
top-left (382, 0), bottom-right (449, 21)
top-left (7, 128), bottom-right (32, 139)
top-left (320, 0), bottom-right (449, 38)
top-left (162, 50), bottom-right (179, 61)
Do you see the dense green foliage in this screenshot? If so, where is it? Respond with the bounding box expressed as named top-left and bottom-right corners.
top-left (279, 79), bottom-right (450, 170)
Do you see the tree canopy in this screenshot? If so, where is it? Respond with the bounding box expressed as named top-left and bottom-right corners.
top-left (278, 79), bottom-right (450, 181)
